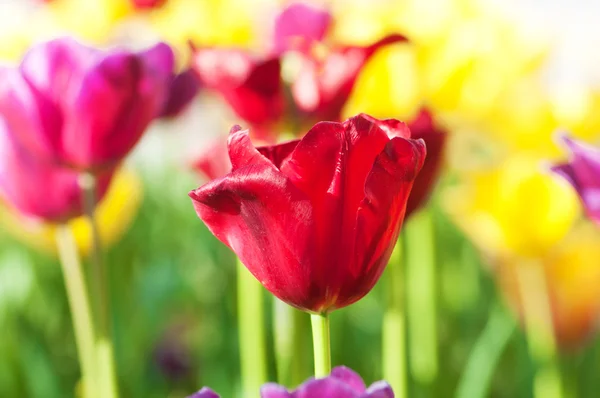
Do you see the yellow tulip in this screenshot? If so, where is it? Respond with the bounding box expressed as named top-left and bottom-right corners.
top-left (497, 222), bottom-right (600, 347)
top-left (444, 153), bottom-right (580, 258)
top-left (343, 44), bottom-right (421, 121)
top-left (0, 169), bottom-right (142, 256)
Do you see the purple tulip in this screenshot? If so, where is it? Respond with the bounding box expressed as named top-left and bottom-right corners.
top-left (0, 37), bottom-right (175, 173)
top-left (261, 367), bottom-right (394, 398)
top-left (187, 387), bottom-right (220, 398)
top-left (552, 135), bottom-right (600, 224)
top-left (159, 68), bottom-right (201, 119)
top-left (0, 116), bottom-right (111, 222)
top-left (187, 366), bottom-right (394, 398)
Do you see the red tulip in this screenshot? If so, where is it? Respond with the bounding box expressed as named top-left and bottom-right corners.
top-left (291, 34), bottom-right (408, 123)
top-left (191, 47), bottom-right (284, 128)
top-left (0, 117), bottom-right (110, 222)
top-left (405, 109), bottom-right (447, 217)
top-left (0, 37), bottom-right (174, 173)
top-left (189, 114), bottom-right (425, 312)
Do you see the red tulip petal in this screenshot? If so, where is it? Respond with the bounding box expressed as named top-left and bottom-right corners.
top-left (189, 164), bottom-right (317, 310)
top-left (336, 135), bottom-right (425, 309)
top-left (191, 48), bottom-right (284, 125)
top-left (228, 125), bottom-right (269, 170)
top-left (405, 109), bottom-right (446, 217)
top-left (279, 121), bottom-right (345, 299)
top-left (291, 34), bottom-right (408, 121)
top-left (279, 115), bottom-right (395, 310)
top-left (358, 113), bottom-right (411, 139)
top-left (257, 140), bottom-right (299, 169)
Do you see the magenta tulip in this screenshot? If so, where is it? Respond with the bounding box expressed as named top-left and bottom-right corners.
top-left (0, 37), bottom-right (174, 172)
top-left (159, 68), bottom-right (201, 119)
top-left (552, 135), bottom-right (600, 224)
top-left (0, 117), bottom-right (110, 222)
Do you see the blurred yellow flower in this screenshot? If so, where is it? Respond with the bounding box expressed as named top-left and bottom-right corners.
top-left (498, 222), bottom-right (600, 347)
top-left (47, 0), bottom-right (131, 40)
top-left (149, 0), bottom-right (274, 51)
top-left (444, 154), bottom-right (580, 258)
top-left (343, 43), bottom-right (420, 121)
top-left (336, 0), bottom-right (551, 142)
top-left (0, 169), bottom-right (142, 256)
top-left (489, 80), bottom-right (600, 156)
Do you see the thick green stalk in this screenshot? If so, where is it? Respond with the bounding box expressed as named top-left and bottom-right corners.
top-left (274, 299), bottom-right (308, 386)
top-left (236, 259), bottom-right (268, 396)
top-left (310, 313), bottom-right (331, 378)
top-left (55, 224), bottom-right (97, 398)
top-left (382, 240), bottom-right (407, 398)
top-left (516, 260), bottom-right (563, 398)
top-left (79, 172), bottom-right (118, 398)
top-left (456, 303), bottom-right (517, 398)
top-left (405, 209), bottom-right (438, 385)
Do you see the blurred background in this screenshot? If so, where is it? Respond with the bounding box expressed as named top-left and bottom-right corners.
top-left (1, 0), bottom-right (600, 397)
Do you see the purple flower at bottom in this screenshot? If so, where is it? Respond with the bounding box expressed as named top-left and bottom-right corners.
top-left (187, 387), bottom-right (219, 398)
top-left (261, 367), bottom-right (393, 398)
top-left (187, 367), bottom-right (393, 398)
top-left (551, 135), bottom-right (600, 225)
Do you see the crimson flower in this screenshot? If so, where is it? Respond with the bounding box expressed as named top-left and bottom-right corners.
top-left (274, 3), bottom-right (408, 123)
top-left (0, 37), bottom-right (174, 173)
top-left (0, 117), bottom-right (110, 222)
top-left (189, 114), bottom-right (425, 313)
top-left (187, 366), bottom-right (393, 398)
top-left (552, 135), bottom-right (600, 224)
top-left (191, 48), bottom-right (284, 130)
top-left (404, 109), bottom-right (447, 217)
top-left (290, 34), bottom-right (408, 123)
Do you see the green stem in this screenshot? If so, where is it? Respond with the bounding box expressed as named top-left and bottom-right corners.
top-left (310, 313), bottom-right (331, 378)
top-left (405, 209), bottom-right (438, 385)
top-left (383, 240), bottom-right (407, 398)
top-left (79, 172), bottom-right (118, 398)
top-left (274, 299), bottom-right (308, 386)
top-left (236, 258), bottom-right (268, 396)
top-left (516, 260), bottom-right (563, 398)
top-left (456, 302), bottom-right (517, 398)
top-left (55, 224), bottom-right (97, 398)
